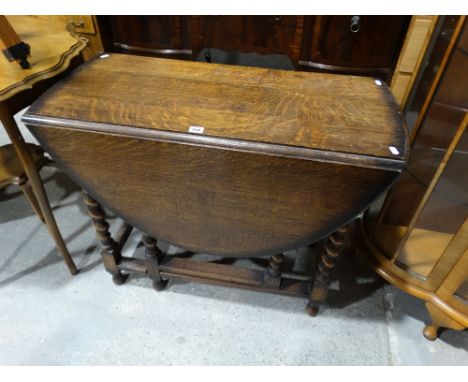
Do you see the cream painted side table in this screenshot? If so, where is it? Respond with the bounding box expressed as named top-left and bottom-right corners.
top-left (0, 15), bottom-right (87, 275)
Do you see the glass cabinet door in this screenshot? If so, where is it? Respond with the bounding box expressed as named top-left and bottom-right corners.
top-left (368, 16), bottom-right (467, 280)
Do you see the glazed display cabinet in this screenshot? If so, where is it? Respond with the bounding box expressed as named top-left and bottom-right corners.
top-left (360, 16), bottom-right (467, 340)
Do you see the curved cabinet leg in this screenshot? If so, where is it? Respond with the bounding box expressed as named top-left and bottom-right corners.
top-left (83, 191), bottom-right (128, 285)
top-left (423, 302), bottom-right (465, 341)
top-left (0, 107), bottom-right (77, 275)
top-left (143, 234), bottom-right (168, 291)
top-left (423, 324), bottom-right (440, 341)
top-left (307, 225), bottom-right (349, 316)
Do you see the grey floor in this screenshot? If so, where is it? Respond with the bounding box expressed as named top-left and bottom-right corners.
top-left (0, 110), bottom-right (467, 366)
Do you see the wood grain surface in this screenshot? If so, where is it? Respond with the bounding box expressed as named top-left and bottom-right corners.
top-left (28, 127), bottom-right (399, 256)
top-left (26, 54), bottom-right (408, 162)
top-left (23, 53), bottom-right (407, 257)
top-left (0, 16), bottom-right (87, 101)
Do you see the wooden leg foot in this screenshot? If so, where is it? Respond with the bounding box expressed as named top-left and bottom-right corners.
top-left (152, 278), bottom-right (168, 291)
top-left (422, 302), bottom-right (465, 341)
top-left (423, 325), bottom-right (439, 341)
top-left (112, 272), bottom-right (128, 286)
top-left (306, 304), bottom-right (319, 317)
top-left (143, 234), bottom-right (167, 292)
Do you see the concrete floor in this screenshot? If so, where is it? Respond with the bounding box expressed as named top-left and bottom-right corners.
top-left (0, 112), bottom-right (467, 365)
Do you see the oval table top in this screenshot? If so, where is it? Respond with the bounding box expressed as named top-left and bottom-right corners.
top-left (23, 54), bottom-right (409, 256)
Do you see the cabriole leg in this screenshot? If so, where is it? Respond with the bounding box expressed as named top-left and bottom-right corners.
top-left (423, 302), bottom-right (464, 341)
top-left (83, 191), bottom-right (128, 285)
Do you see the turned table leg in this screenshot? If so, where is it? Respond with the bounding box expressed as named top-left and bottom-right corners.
top-left (83, 191), bottom-right (127, 285)
top-left (142, 234), bottom-right (168, 291)
top-left (307, 225), bottom-right (349, 316)
top-left (17, 177), bottom-right (45, 223)
top-left (0, 106), bottom-right (77, 275)
top-left (264, 253), bottom-right (285, 288)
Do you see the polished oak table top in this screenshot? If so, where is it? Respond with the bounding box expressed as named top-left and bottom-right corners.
top-left (27, 54), bottom-right (408, 168)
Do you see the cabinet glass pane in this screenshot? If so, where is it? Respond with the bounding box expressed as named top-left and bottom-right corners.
top-left (370, 18), bottom-right (467, 272)
top-left (396, 130), bottom-right (467, 276)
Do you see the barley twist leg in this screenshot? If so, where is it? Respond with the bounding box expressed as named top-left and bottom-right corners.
top-left (307, 225), bottom-right (349, 316)
top-left (83, 191), bottom-right (128, 285)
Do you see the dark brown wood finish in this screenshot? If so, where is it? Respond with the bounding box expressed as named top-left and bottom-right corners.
top-left (191, 16), bottom-right (304, 62)
top-left (142, 234), bottom-right (168, 290)
top-left (98, 16), bottom-right (410, 81)
top-left (23, 54), bottom-right (407, 258)
top-left (26, 54), bottom-right (408, 162)
top-left (22, 53), bottom-right (407, 312)
top-left (83, 191), bottom-right (128, 284)
top-left (307, 225), bottom-right (350, 316)
top-left (24, 127), bottom-right (400, 257)
top-left (299, 16), bottom-right (409, 79)
top-left (109, 16), bottom-right (192, 57)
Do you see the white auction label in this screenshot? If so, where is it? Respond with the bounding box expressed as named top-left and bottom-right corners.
top-left (188, 126), bottom-right (205, 134)
top-left (389, 146), bottom-right (400, 155)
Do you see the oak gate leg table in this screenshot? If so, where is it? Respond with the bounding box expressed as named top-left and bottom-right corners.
top-left (22, 54), bottom-right (408, 313)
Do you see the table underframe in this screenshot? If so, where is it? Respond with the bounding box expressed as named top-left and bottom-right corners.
top-left (83, 190), bottom-right (350, 316)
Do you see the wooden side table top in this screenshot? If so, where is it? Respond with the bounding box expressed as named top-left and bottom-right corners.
top-left (0, 15), bottom-right (87, 102)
